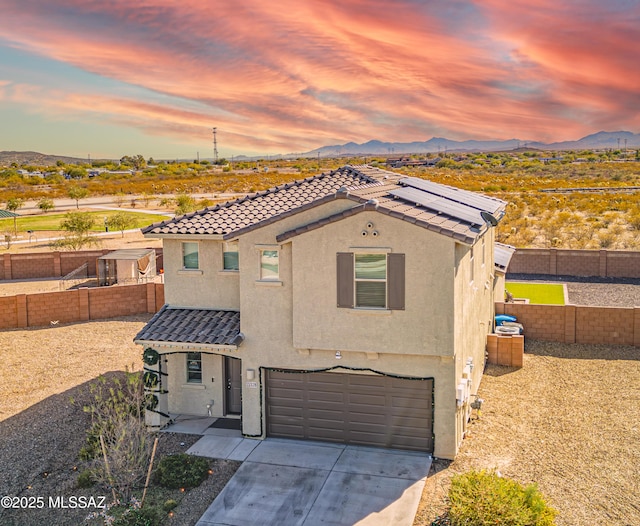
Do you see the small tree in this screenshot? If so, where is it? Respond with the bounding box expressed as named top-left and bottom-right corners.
top-left (6, 197), bottom-right (23, 234)
top-left (54, 211), bottom-right (97, 250)
top-left (67, 185), bottom-right (89, 209)
top-left (106, 212), bottom-right (137, 238)
top-left (37, 197), bottom-right (55, 214)
top-left (66, 167), bottom-right (87, 179)
top-left (175, 194), bottom-right (196, 215)
top-left (81, 372), bottom-right (154, 502)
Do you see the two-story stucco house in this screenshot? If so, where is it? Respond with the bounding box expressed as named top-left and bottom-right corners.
top-left (135, 165), bottom-right (507, 459)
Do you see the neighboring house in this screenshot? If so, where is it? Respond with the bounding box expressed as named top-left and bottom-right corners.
top-left (135, 165), bottom-right (507, 459)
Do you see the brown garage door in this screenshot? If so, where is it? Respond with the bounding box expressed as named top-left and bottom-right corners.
top-left (266, 370), bottom-right (433, 452)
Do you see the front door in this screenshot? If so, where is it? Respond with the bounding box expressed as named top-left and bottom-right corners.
top-left (224, 356), bottom-right (242, 415)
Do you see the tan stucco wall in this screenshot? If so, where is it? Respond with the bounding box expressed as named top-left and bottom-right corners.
top-left (452, 229), bottom-right (496, 447)
top-left (162, 349), bottom-right (226, 416)
top-left (494, 271), bottom-right (507, 303)
top-left (289, 211), bottom-right (456, 355)
top-left (162, 239), bottom-right (240, 309)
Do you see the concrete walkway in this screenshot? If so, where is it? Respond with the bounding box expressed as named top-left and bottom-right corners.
top-left (183, 426), bottom-right (431, 526)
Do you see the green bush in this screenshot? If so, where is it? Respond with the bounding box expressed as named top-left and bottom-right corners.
top-left (163, 499), bottom-right (178, 512)
top-left (155, 453), bottom-right (210, 489)
top-left (448, 470), bottom-right (557, 526)
top-left (76, 469), bottom-right (95, 488)
top-left (112, 507), bottom-right (160, 526)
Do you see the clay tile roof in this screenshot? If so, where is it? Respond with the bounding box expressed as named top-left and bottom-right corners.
top-left (134, 306), bottom-right (241, 346)
top-left (143, 164), bottom-right (506, 245)
top-left (142, 165), bottom-right (377, 238)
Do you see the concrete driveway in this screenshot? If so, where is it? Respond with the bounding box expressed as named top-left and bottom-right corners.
top-left (188, 436), bottom-right (431, 526)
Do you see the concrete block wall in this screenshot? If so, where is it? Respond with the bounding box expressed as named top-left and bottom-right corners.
top-left (496, 303), bottom-right (568, 342)
top-left (0, 296), bottom-right (18, 328)
top-left (0, 248), bottom-right (164, 281)
top-left (497, 302), bottom-right (640, 347)
top-left (487, 334), bottom-right (524, 367)
top-left (0, 283), bottom-right (164, 328)
top-left (507, 249), bottom-right (553, 274)
top-left (575, 306), bottom-right (636, 346)
top-left (556, 251), bottom-right (601, 277)
top-left (508, 248), bottom-right (640, 278)
top-left (26, 290), bottom-right (83, 326)
top-left (606, 252), bottom-right (640, 278)
top-left (59, 250), bottom-right (110, 277)
top-left (89, 284), bottom-right (149, 319)
top-left (5, 253), bottom-right (57, 279)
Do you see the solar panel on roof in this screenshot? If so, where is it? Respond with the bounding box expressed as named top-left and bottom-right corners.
top-left (398, 177), bottom-right (503, 214)
top-left (389, 187), bottom-right (485, 226)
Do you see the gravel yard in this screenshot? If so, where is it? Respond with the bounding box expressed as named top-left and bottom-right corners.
top-left (0, 317), bottom-right (238, 526)
top-left (414, 340), bottom-right (640, 526)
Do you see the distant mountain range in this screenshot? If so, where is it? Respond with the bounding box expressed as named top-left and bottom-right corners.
top-left (0, 150), bottom-right (88, 166)
top-left (303, 130), bottom-right (640, 157)
top-left (2, 131), bottom-right (639, 165)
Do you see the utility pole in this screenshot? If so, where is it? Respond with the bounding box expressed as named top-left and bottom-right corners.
top-left (212, 127), bottom-right (219, 164)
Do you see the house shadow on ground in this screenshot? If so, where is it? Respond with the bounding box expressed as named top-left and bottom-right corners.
top-left (0, 372), bottom-right (123, 526)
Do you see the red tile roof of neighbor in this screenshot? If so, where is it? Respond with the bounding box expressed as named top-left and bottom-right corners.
top-left (142, 165), bottom-right (506, 245)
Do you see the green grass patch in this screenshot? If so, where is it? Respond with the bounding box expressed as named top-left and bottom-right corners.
top-left (0, 211), bottom-right (170, 233)
top-left (506, 282), bottom-right (565, 305)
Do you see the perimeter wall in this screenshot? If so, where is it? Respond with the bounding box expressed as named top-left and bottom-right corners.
top-left (0, 249), bottom-right (163, 280)
top-left (0, 283), bottom-right (164, 329)
top-left (507, 248), bottom-right (640, 278)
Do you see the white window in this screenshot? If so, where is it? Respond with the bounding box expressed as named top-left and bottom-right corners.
top-left (187, 352), bottom-right (202, 383)
top-left (182, 242), bottom-right (199, 269)
top-left (260, 249), bottom-right (279, 280)
top-left (354, 253), bottom-right (386, 308)
top-left (223, 241), bottom-right (239, 271)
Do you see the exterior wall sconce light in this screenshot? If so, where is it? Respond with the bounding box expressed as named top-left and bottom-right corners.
top-left (246, 369), bottom-right (255, 380)
top-left (335, 351), bottom-right (342, 359)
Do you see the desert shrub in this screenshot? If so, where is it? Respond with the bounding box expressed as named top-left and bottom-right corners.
top-left (80, 372), bottom-right (154, 501)
top-left (175, 194), bottom-right (196, 215)
top-left (76, 469), bottom-right (95, 488)
top-left (447, 469), bottom-right (557, 526)
top-left (155, 453), bottom-right (210, 489)
top-left (112, 507), bottom-right (160, 526)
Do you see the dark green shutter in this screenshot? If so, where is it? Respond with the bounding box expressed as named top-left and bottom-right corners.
top-left (337, 252), bottom-right (354, 308)
top-left (388, 253), bottom-right (405, 310)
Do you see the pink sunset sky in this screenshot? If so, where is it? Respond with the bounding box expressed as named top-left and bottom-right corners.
top-left (0, 0), bottom-right (638, 158)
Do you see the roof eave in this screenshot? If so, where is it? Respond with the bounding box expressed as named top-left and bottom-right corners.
top-left (134, 339), bottom-right (239, 351)
top-left (142, 232), bottom-right (225, 241)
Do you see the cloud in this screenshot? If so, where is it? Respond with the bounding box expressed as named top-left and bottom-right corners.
top-left (0, 0), bottom-right (638, 154)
